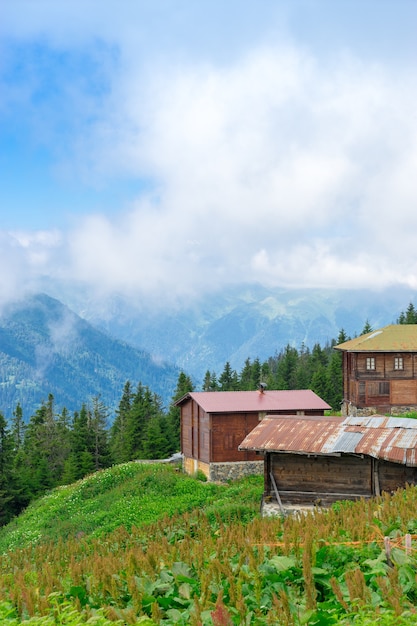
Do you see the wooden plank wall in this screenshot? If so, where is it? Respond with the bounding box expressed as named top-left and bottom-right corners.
top-left (180, 398), bottom-right (211, 462)
top-left (269, 454), bottom-right (372, 505)
top-left (268, 453), bottom-right (417, 506)
top-left (391, 380), bottom-right (417, 405)
top-left (378, 460), bottom-right (417, 493)
top-left (198, 410), bottom-right (210, 463)
top-left (211, 413), bottom-right (260, 462)
top-left (181, 400), bottom-right (193, 457)
top-left (345, 351), bottom-right (417, 409)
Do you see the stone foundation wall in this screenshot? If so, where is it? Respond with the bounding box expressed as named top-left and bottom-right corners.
top-left (390, 406), bottom-right (417, 416)
top-left (183, 457), bottom-right (264, 482)
top-left (348, 406), bottom-right (377, 417)
top-left (209, 460), bottom-right (263, 483)
top-left (343, 402), bottom-right (417, 417)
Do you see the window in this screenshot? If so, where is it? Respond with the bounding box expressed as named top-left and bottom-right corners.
top-left (368, 381), bottom-right (390, 396)
top-left (394, 357), bottom-right (404, 370)
top-left (379, 382), bottom-right (390, 395)
top-left (366, 357), bottom-right (375, 370)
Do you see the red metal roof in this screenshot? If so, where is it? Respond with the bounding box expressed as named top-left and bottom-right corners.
top-left (239, 415), bottom-right (417, 466)
top-left (176, 390), bottom-right (331, 413)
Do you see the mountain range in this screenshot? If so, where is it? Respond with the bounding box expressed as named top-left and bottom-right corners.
top-left (68, 283), bottom-right (412, 379)
top-left (0, 284), bottom-right (414, 420)
top-left (0, 294), bottom-right (180, 420)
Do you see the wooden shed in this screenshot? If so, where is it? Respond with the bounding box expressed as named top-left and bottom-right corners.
top-left (176, 389), bottom-right (330, 481)
top-left (239, 415), bottom-right (417, 509)
top-left (335, 324), bottom-right (417, 415)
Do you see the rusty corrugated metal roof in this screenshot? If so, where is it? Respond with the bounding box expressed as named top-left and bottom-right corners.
top-left (334, 324), bottom-right (417, 352)
top-left (239, 415), bottom-right (342, 453)
top-left (176, 390), bottom-right (331, 413)
top-left (239, 414), bottom-right (417, 466)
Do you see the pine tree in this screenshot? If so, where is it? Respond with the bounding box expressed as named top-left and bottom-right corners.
top-left (275, 345), bottom-right (298, 389)
top-left (397, 302), bottom-right (417, 324)
top-left (310, 343), bottom-right (328, 369)
top-left (295, 343), bottom-right (311, 390)
top-left (126, 382), bottom-right (147, 459)
top-left (20, 398), bottom-right (56, 498)
top-left (60, 452), bottom-right (80, 486)
top-left (89, 396), bottom-right (111, 471)
top-left (336, 328), bottom-right (349, 344)
top-left (218, 362), bottom-right (238, 391)
top-left (361, 320), bottom-right (373, 334)
top-left (326, 350), bottom-right (343, 410)
top-left (250, 358), bottom-right (262, 389)
top-left (260, 361), bottom-right (270, 387)
top-left (239, 358), bottom-right (253, 390)
top-left (11, 403), bottom-right (25, 451)
top-left (110, 381), bottom-right (133, 464)
top-left (203, 370), bottom-right (218, 391)
top-left (63, 405), bottom-right (95, 483)
top-left (9, 403), bottom-right (31, 517)
top-left (0, 412), bottom-right (17, 525)
top-left (310, 364), bottom-right (328, 402)
top-left (142, 415), bottom-right (171, 459)
top-left (38, 395), bottom-right (70, 483)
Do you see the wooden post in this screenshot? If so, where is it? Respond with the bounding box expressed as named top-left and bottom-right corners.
top-left (405, 534), bottom-right (412, 556)
top-left (270, 472), bottom-right (286, 516)
top-left (373, 459), bottom-right (381, 497)
top-left (384, 537), bottom-right (393, 567)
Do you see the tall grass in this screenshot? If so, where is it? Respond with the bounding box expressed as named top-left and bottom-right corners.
top-left (1, 462), bottom-right (417, 624)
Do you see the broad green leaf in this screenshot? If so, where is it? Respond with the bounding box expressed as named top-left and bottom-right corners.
top-left (269, 555), bottom-right (297, 571)
top-left (390, 547), bottom-right (410, 566)
top-left (178, 582), bottom-right (192, 599)
top-left (172, 561), bottom-right (194, 578)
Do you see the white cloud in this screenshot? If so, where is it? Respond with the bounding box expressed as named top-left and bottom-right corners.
top-left (2, 9), bottom-right (417, 307)
top-left (0, 231), bottom-right (57, 310)
top-left (55, 42), bottom-right (417, 301)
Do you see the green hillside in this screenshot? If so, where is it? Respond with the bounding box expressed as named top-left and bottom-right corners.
top-left (1, 463), bottom-right (417, 625)
top-left (0, 462), bottom-right (262, 553)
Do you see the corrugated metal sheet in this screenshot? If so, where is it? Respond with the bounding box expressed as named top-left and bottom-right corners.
top-left (176, 390), bottom-right (331, 413)
top-left (344, 415), bottom-right (417, 429)
top-left (328, 431), bottom-right (364, 453)
top-left (386, 417), bottom-right (417, 429)
top-left (239, 414), bottom-right (417, 466)
top-left (239, 416), bottom-right (343, 454)
top-left (335, 324), bottom-right (417, 352)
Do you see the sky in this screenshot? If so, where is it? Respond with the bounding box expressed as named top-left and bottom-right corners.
top-left (1, 0), bottom-right (417, 310)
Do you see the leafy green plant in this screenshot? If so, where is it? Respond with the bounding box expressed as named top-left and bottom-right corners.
top-left (0, 463), bottom-right (260, 552)
top-left (194, 469), bottom-right (208, 482)
top-left (2, 462), bottom-right (417, 624)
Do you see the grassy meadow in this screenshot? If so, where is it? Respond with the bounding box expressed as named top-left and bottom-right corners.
top-left (1, 462), bottom-right (417, 624)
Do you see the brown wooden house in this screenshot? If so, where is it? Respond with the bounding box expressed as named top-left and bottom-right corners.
top-left (335, 324), bottom-right (417, 415)
top-left (239, 414), bottom-right (417, 509)
top-left (177, 389), bottom-right (330, 481)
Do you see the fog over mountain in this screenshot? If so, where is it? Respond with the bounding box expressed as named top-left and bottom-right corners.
top-left (0, 294), bottom-right (180, 420)
top-left (55, 283), bottom-right (412, 380)
top-left (0, 284), bottom-right (413, 419)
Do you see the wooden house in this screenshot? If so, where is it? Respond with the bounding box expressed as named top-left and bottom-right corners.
top-left (239, 414), bottom-right (417, 509)
top-left (335, 324), bottom-right (417, 415)
top-left (177, 389), bottom-right (330, 481)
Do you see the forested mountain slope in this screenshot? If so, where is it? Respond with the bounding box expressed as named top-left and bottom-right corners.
top-left (0, 294), bottom-right (180, 419)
